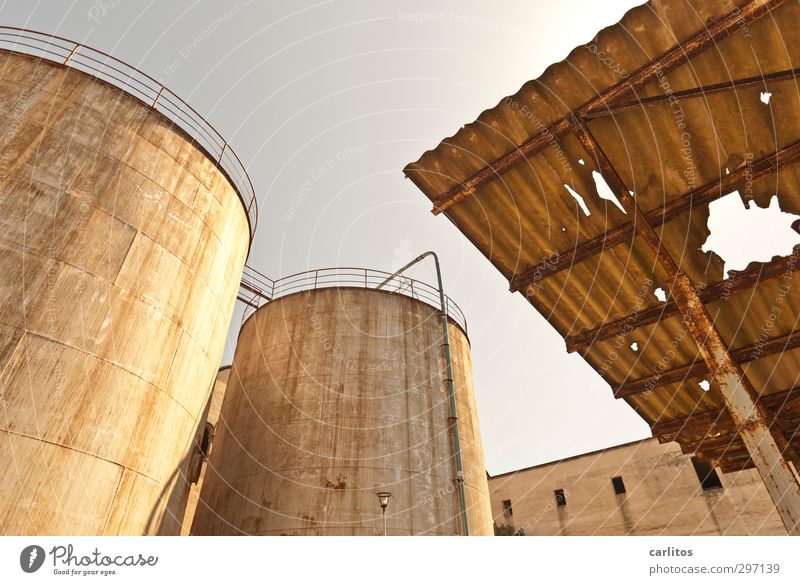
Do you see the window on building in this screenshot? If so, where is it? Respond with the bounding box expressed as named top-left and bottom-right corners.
top-left (502, 499), bottom-right (513, 517)
top-left (554, 489), bottom-right (566, 506)
top-left (611, 476), bottom-right (626, 494)
top-left (691, 456), bottom-right (723, 490)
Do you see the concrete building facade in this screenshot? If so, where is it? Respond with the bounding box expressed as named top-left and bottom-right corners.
top-left (191, 285), bottom-right (493, 535)
top-left (0, 51), bottom-right (250, 535)
top-left (488, 438), bottom-right (787, 536)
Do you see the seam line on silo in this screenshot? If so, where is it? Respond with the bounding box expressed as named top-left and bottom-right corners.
top-left (100, 470), bottom-right (126, 534)
top-left (0, 330), bottom-right (25, 381)
top-left (0, 428), bottom-right (167, 485)
top-left (20, 330), bottom-right (195, 418)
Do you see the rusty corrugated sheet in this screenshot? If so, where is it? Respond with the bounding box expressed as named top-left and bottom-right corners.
top-left (404, 0), bottom-right (800, 471)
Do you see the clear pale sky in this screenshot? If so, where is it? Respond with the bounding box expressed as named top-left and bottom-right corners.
top-left (1, 0), bottom-right (659, 474)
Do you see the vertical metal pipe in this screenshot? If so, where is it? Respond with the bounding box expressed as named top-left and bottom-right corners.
top-left (377, 252), bottom-right (470, 535)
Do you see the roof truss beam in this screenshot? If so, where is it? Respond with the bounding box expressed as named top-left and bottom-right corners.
top-left (583, 66), bottom-right (800, 119)
top-left (615, 331), bottom-right (800, 398)
top-left (509, 140), bottom-right (800, 293)
top-left (565, 246), bottom-right (800, 353)
top-left (652, 386), bottom-right (800, 440)
top-left (423, 0), bottom-right (787, 215)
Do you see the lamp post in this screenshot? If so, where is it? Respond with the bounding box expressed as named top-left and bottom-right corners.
top-left (376, 491), bottom-right (391, 536)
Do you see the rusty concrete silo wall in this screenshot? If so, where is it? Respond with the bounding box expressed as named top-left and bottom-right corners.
top-left (0, 50), bottom-right (250, 534)
top-left (191, 285), bottom-right (493, 535)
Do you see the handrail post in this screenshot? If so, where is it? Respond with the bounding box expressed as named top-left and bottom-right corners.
top-left (218, 141), bottom-right (227, 164)
top-left (313, 269), bottom-right (319, 289)
top-left (152, 85), bottom-right (164, 108)
top-left (63, 43), bottom-right (79, 65)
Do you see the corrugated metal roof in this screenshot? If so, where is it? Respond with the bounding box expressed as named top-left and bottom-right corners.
top-left (404, 0), bottom-right (800, 471)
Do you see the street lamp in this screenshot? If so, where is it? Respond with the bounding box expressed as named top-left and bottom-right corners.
top-left (376, 491), bottom-right (392, 536)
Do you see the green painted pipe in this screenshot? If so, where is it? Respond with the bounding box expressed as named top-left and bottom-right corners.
top-left (377, 252), bottom-right (469, 535)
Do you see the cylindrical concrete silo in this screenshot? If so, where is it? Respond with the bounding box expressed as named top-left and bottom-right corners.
top-left (0, 41), bottom-right (251, 535)
top-left (191, 273), bottom-right (493, 535)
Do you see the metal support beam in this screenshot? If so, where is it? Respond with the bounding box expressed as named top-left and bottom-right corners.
top-left (566, 247), bottom-right (800, 352)
top-left (719, 459), bottom-right (758, 474)
top-left (574, 123), bottom-right (800, 534)
top-left (615, 330), bottom-right (800, 397)
top-left (509, 140), bottom-right (800, 293)
top-left (583, 67), bottom-right (800, 119)
top-left (668, 262), bottom-right (800, 534)
top-left (702, 447), bottom-right (756, 471)
top-left (651, 386), bottom-right (800, 440)
top-left (679, 421), bottom-right (800, 462)
top-left (420, 0), bottom-right (786, 215)
top-left (679, 434), bottom-right (746, 456)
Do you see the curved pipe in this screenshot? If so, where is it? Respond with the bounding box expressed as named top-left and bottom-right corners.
top-left (377, 252), bottom-right (470, 536)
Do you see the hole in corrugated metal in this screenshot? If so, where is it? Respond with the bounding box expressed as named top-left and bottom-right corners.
top-left (591, 171), bottom-right (626, 213)
top-left (698, 379), bottom-right (710, 392)
top-left (653, 287), bottom-right (667, 302)
top-left (760, 91), bottom-right (772, 104)
top-left (630, 342), bottom-right (638, 351)
top-left (564, 184), bottom-right (591, 216)
top-left (701, 192), bottom-right (800, 277)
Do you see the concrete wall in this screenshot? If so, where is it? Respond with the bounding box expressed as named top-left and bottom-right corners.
top-left (0, 51), bottom-right (250, 535)
top-left (488, 438), bottom-right (786, 535)
top-left (191, 287), bottom-right (493, 535)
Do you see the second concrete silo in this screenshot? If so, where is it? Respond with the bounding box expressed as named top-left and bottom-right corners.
top-left (192, 268), bottom-right (493, 535)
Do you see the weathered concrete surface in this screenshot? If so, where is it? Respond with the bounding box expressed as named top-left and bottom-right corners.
top-left (191, 287), bottom-right (493, 535)
top-left (489, 438), bottom-right (787, 535)
top-left (0, 51), bottom-right (249, 535)
top-left (180, 367), bottom-right (231, 535)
